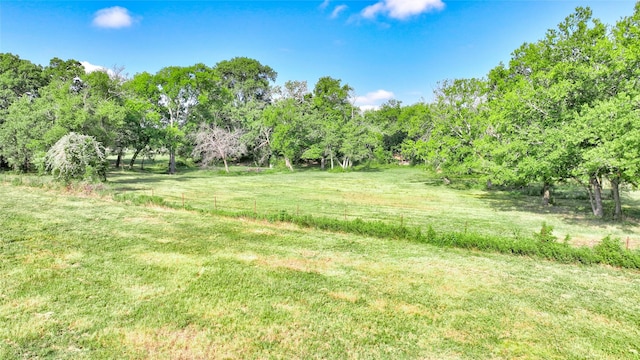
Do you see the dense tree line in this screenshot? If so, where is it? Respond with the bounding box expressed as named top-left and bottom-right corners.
top-left (1, 4), bottom-right (639, 219)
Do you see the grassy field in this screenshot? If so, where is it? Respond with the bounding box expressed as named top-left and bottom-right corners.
top-left (1, 179), bottom-right (640, 359)
top-left (101, 165), bottom-right (640, 249)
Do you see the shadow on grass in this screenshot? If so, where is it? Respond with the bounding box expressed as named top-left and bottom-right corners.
top-left (477, 188), bottom-right (640, 231)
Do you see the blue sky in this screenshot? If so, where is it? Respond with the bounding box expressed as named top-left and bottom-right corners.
top-left (1, 1), bottom-right (637, 109)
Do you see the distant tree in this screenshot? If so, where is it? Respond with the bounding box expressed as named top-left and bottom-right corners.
top-left (152, 64), bottom-right (223, 174)
top-left (214, 57), bottom-right (277, 106)
top-left (0, 96), bottom-right (51, 171)
top-left (43, 57), bottom-right (85, 83)
top-left (0, 53), bottom-right (46, 113)
top-left (365, 99), bottom-right (405, 163)
top-left (427, 78), bottom-right (490, 175)
top-left (192, 124), bottom-right (246, 173)
top-left (44, 132), bottom-right (108, 182)
top-left (263, 95), bottom-right (311, 171)
top-left (311, 76), bottom-right (354, 169)
top-left (0, 53), bottom-right (47, 168)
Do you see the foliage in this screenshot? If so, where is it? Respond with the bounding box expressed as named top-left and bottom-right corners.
top-left (44, 132), bottom-right (108, 182)
top-left (533, 222), bottom-right (557, 243)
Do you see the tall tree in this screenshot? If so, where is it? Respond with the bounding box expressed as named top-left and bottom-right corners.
top-left (214, 57), bottom-right (277, 107)
top-left (311, 76), bottom-right (353, 169)
top-left (0, 54), bottom-right (47, 168)
top-left (418, 78), bottom-right (490, 175)
top-left (487, 7), bottom-right (611, 209)
top-left (152, 64), bottom-right (222, 174)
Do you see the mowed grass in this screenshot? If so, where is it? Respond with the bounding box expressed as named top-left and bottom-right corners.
top-left (105, 165), bottom-right (640, 248)
top-left (1, 183), bottom-right (640, 359)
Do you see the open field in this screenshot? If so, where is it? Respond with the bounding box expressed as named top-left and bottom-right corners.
top-left (1, 181), bottom-right (640, 359)
top-left (102, 165), bottom-right (640, 249)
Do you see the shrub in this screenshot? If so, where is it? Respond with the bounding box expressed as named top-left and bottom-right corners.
top-left (592, 236), bottom-right (639, 268)
top-left (44, 132), bottom-right (108, 183)
top-left (533, 222), bottom-right (557, 243)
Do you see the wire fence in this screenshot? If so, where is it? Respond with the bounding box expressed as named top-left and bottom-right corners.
top-left (118, 188), bottom-right (640, 250)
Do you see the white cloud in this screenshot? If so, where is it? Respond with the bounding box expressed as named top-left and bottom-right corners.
top-left (331, 5), bottom-right (348, 19)
top-left (362, 0), bottom-right (444, 20)
top-left (92, 6), bottom-right (134, 29)
top-left (358, 105), bottom-right (380, 112)
top-left (80, 61), bottom-right (115, 77)
top-left (353, 89), bottom-right (395, 110)
top-left (81, 61), bottom-right (106, 73)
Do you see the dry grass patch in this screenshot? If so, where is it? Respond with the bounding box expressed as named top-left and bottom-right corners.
top-left (135, 251), bottom-right (202, 268)
top-left (254, 255), bottom-right (335, 274)
top-left (327, 291), bottom-right (359, 303)
top-left (119, 326), bottom-right (230, 360)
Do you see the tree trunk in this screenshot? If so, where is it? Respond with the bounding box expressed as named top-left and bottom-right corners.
top-left (284, 157), bottom-right (294, 171)
top-left (321, 157), bottom-right (325, 170)
top-left (130, 148), bottom-right (142, 168)
top-left (589, 176), bottom-right (604, 218)
top-left (169, 149), bottom-right (176, 174)
top-left (610, 176), bottom-right (623, 220)
top-left (542, 182), bottom-right (551, 206)
top-left (223, 158), bottom-right (229, 173)
top-left (115, 148), bottom-right (123, 169)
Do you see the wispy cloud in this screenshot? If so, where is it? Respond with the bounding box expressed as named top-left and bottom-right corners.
top-left (319, 0), bottom-right (331, 10)
top-left (92, 6), bottom-right (134, 29)
top-left (331, 5), bottom-right (348, 19)
top-left (361, 0), bottom-right (445, 20)
top-left (353, 89), bottom-right (395, 110)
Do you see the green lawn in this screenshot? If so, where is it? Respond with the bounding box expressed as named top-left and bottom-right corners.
top-left (1, 181), bottom-right (639, 359)
top-left (104, 165), bottom-right (640, 249)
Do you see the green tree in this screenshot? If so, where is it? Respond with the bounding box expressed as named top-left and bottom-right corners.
top-left (487, 7), bottom-right (612, 209)
top-left (0, 53), bottom-right (47, 168)
top-left (311, 76), bottom-right (354, 169)
top-left (152, 64), bottom-right (222, 174)
top-left (119, 72), bottom-right (163, 168)
top-left (420, 78), bottom-right (490, 176)
top-left (0, 96), bottom-right (51, 171)
top-left (214, 57), bottom-right (277, 107)
top-left (262, 95), bottom-right (311, 171)
top-left (571, 94), bottom-right (640, 219)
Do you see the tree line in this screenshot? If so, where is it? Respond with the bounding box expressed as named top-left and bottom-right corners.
top-left (1, 4), bottom-right (639, 219)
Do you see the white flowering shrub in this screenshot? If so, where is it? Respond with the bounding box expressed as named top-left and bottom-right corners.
top-left (45, 132), bottom-right (109, 182)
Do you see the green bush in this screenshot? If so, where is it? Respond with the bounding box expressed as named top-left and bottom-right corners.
top-left (533, 222), bottom-right (557, 243)
top-left (592, 236), bottom-right (640, 268)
